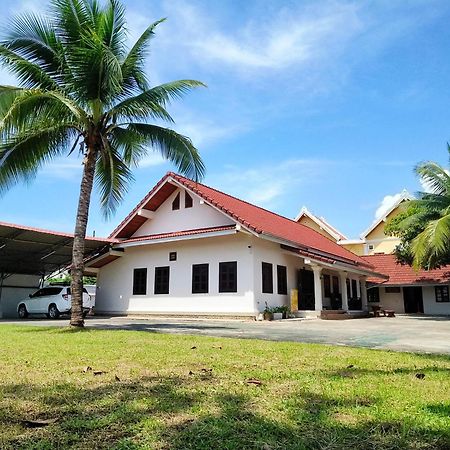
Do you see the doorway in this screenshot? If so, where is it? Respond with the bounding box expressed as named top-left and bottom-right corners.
top-left (403, 286), bottom-right (424, 313)
top-left (297, 269), bottom-right (315, 310)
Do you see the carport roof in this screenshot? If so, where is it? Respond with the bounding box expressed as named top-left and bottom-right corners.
top-left (0, 221), bottom-right (114, 276)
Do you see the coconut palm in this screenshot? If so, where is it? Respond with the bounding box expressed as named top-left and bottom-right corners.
top-left (388, 148), bottom-right (450, 269)
top-left (0, 0), bottom-right (205, 327)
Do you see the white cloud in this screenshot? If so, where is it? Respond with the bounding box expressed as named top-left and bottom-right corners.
top-left (210, 158), bottom-right (335, 210)
top-left (40, 158), bottom-right (83, 181)
top-left (159, 0), bottom-right (364, 75)
top-left (374, 192), bottom-right (403, 220)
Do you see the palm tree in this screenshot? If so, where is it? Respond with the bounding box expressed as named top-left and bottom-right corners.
top-left (390, 148), bottom-right (450, 269)
top-left (0, 0), bottom-right (205, 327)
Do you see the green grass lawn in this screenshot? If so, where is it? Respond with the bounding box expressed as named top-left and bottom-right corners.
top-left (1, 325), bottom-right (450, 449)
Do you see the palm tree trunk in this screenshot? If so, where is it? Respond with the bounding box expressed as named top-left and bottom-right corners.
top-left (70, 145), bottom-right (98, 327)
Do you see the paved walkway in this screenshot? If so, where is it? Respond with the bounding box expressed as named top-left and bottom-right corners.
top-left (2, 315), bottom-right (450, 355)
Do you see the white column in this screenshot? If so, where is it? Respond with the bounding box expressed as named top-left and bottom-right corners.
top-left (360, 278), bottom-right (368, 311)
top-left (340, 272), bottom-right (349, 311)
top-left (312, 266), bottom-right (323, 311)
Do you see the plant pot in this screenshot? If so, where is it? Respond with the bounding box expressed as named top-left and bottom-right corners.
top-left (273, 312), bottom-right (283, 320)
top-left (263, 312), bottom-right (273, 321)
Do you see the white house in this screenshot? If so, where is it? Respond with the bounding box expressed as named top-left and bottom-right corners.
top-left (88, 173), bottom-right (385, 318)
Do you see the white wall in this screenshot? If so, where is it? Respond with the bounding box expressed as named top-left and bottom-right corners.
top-left (372, 286), bottom-right (405, 313)
top-left (251, 237), bottom-right (303, 312)
top-left (0, 274), bottom-right (41, 318)
top-left (132, 188), bottom-right (234, 237)
top-left (423, 285), bottom-right (450, 315)
top-left (96, 233), bottom-right (256, 315)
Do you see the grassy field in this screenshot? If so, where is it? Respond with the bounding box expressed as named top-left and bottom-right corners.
top-left (0, 325), bottom-right (449, 449)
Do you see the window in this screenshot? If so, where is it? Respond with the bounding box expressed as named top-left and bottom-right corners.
top-left (435, 285), bottom-right (449, 302)
top-left (133, 268), bottom-right (147, 295)
top-left (368, 244), bottom-right (374, 251)
top-left (346, 278), bottom-right (351, 298)
top-left (351, 279), bottom-right (358, 298)
top-left (262, 262), bottom-right (273, 294)
top-left (368, 287), bottom-right (380, 303)
top-left (323, 274), bottom-right (331, 297)
top-left (277, 265), bottom-right (287, 295)
top-left (172, 192), bottom-right (180, 210)
top-left (154, 266), bottom-right (170, 294)
top-left (185, 192), bottom-right (193, 208)
top-left (219, 261), bottom-right (237, 293)
top-left (332, 276), bottom-right (339, 294)
top-left (385, 287), bottom-right (401, 294)
top-left (169, 252), bottom-right (177, 261)
top-left (192, 264), bottom-right (209, 294)
top-left (31, 287), bottom-right (63, 297)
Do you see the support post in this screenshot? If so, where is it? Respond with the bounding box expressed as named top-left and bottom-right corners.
top-left (360, 278), bottom-right (368, 312)
top-left (0, 272), bottom-right (3, 319)
top-left (340, 272), bottom-right (349, 311)
top-left (312, 266), bottom-right (323, 311)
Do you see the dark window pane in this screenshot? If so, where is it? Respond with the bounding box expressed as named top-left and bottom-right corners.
top-left (185, 192), bottom-right (193, 208)
top-left (351, 279), bottom-right (358, 298)
top-left (219, 261), bottom-right (237, 293)
top-left (346, 278), bottom-right (351, 298)
top-left (385, 287), bottom-right (401, 294)
top-left (262, 262), bottom-right (273, 294)
top-left (277, 265), bottom-right (287, 295)
top-left (192, 264), bottom-right (209, 294)
top-left (133, 268), bottom-right (147, 295)
top-left (323, 274), bottom-right (331, 297)
top-left (172, 192), bottom-right (180, 210)
top-left (155, 266), bottom-right (170, 294)
top-left (332, 276), bottom-right (339, 294)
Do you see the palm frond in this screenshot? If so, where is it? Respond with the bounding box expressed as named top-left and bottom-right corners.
top-left (121, 18), bottom-right (166, 93)
top-left (0, 122), bottom-right (76, 192)
top-left (96, 143), bottom-right (132, 218)
top-left (126, 123), bottom-right (205, 180)
top-left (415, 161), bottom-right (450, 196)
top-left (109, 80), bottom-right (205, 122)
top-left (0, 45), bottom-right (58, 90)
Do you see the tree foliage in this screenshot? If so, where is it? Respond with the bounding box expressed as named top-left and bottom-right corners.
top-left (385, 147), bottom-right (450, 269)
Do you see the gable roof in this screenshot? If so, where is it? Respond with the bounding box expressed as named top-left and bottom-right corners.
top-left (110, 172), bottom-right (374, 270)
top-left (363, 254), bottom-right (450, 286)
top-left (360, 189), bottom-right (414, 239)
top-left (295, 206), bottom-right (347, 241)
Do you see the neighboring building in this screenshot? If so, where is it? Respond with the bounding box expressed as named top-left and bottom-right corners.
top-left (87, 173), bottom-right (385, 318)
top-left (364, 254), bottom-right (450, 315)
top-left (296, 191), bottom-right (450, 316)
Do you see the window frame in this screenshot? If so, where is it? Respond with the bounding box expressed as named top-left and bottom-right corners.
top-left (219, 261), bottom-right (238, 293)
top-left (323, 274), bottom-right (331, 297)
top-left (133, 268), bottom-right (147, 295)
top-left (277, 265), bottom-right (288, 295)
top-left (368, 287), bottom-right (380, 303)
top-left (435, 285), bottom-right (450, 303)
top-left (262, 262), bottom-right (273, 294)
top-left (385, 286), bottom-right (401, 294)
top-left (154, 266), bottom-right (170, 295)
top-left (192, 263), bottom-right (209, 294)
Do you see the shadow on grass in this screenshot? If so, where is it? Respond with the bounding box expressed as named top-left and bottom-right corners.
top-left (1, 376), bottom-right (449, 450)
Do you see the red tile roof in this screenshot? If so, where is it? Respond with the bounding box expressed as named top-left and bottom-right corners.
top-left (111, 172), bottom-right (374, 269)
top-left (120, 225), bottom-right (236, 244)
top-left (363, 254), bottom-right (450, 285)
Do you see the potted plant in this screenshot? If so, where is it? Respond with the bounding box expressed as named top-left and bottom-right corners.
top-left (271, 305), bottom-right (290, 320)
top-left (263, 302), bottom-right (273, 321)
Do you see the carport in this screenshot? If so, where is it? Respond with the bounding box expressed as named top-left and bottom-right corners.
top-left (0, 221), bottom-right (112, 318)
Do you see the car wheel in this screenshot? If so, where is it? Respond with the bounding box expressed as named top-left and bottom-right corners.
top-left (48, 304), bottom-right (60, 319)
top-left (18, 304), bottom-right (28, 319)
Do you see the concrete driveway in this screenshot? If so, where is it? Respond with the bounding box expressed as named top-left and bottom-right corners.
top-left (2, 315), bottom-right (450, 355)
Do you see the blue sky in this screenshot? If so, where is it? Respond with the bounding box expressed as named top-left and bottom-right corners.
top-left (1, 0), bottom-right (450, 239)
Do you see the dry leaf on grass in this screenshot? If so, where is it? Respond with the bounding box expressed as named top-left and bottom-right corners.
top-left (246, 379), bottom-right (262, 386)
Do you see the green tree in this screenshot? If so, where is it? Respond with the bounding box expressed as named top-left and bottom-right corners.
top-left (385, 148), bottom-right (450, 269)
top-left (0, 0), bottom-right (205, 327)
